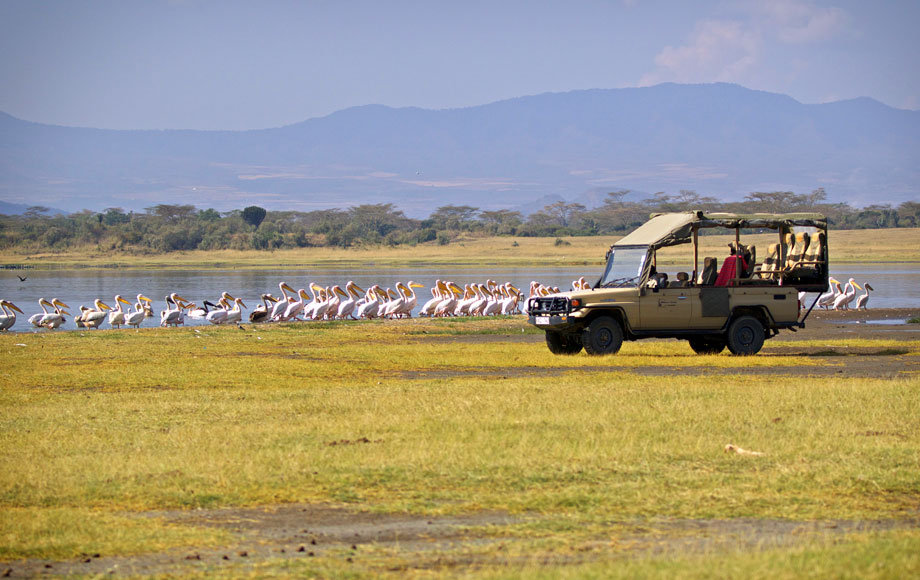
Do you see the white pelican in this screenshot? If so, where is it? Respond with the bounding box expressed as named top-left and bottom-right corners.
top-left (817, 278), bottom-right (840, 309)
top-left (401, 281), bottom-right (424, 316)
top-left (482, 285), bottom-right (503, 316)
top-left (0, 300), bottom-right (24, 331)
top-left (313, 287), bottom-right (336, 320)
top-left (160, 293), bottom-right (188, 327)
top-left (28, 298), bottom-right (53, 328)
top-left (856, 282), bottom-right (874, 310)
top-left (225, 297), bottom-right (246, 325)
top-left (38, 298), bottom-right (70, 329)
top-left (270, 282), bottom-right (296, 320)
top-left (187, 300), bottom-right (219, 319)
top-left (107, 295), bottom-right (134, 329)
top-left (323, 286), bottom-right (342, 319)
top-left (301, 284), bottom-right (324, 320)
top-left (125, 295), bottom-right (153, 329)
top-left (434, 282), bottom-right (463, 316)
top-left (280, 289), bottom-right (308, 321)
top-left (81, 299), bottom-right (112, 329)
top-left (501, 283), bottom-right (522, 315)
top-left (419, 281), bottom-right (445, 317)
top-left (356, 285), bottom-right (383, 319)
top-left (384, 284), bottom-right (409, 318)
top-left (250, 294), bottom-right (278, 323)
top-left (833, 279), bottom-right (861, 311)
top-left (336, 281), bottom-right (365, 319)
top-left (205, 298), bottom-right (231, 325)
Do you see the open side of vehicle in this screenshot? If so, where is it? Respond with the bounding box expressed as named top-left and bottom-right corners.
top-left (528, 211), bottom-right (829, 356)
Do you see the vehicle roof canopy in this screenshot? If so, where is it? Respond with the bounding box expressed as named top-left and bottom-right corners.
top-left (613, 211), bottom-right (827, 250)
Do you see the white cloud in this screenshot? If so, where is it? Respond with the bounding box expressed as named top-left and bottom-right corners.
top-left (641, 0), bottom-right (850, 86)
top-left (746, 0), bottom-right (850, 44)
top-left (640, 19), bottom-right (760, 85)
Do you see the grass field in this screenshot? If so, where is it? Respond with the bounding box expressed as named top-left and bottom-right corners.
top-left (7, 227), bottom-right (920, 269)
top-left (2, 316), bottom-right (918, 578)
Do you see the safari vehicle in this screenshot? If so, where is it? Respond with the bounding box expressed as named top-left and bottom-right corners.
top-left (528, 211), bottom-right (829, 356)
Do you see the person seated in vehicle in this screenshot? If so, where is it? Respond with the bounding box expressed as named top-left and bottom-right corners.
top-left (714, 244), bottom-right (748, 286)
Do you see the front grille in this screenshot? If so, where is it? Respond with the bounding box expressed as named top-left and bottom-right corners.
top-left (529, 296), bottom-right (569, 315)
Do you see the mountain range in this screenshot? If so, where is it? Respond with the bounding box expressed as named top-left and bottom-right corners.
top-left (1, 83), bottom-right (918, 217)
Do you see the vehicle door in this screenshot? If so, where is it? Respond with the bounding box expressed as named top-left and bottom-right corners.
top-left (638, 286), bottom-right (693, 329)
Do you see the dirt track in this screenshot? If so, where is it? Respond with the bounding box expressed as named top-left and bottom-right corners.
top-left (4, 309), bottom-right (918, 578)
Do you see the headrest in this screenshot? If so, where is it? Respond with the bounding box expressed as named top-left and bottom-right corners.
top-left (676, 272), bottom-right (689, 281)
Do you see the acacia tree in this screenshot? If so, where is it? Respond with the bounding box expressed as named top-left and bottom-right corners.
top-left (242, 205), bottom-right (267, 229)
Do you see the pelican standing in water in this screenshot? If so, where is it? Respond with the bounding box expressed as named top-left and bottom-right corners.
top-left (250, 294), bottom-right (278, 323)
top-left (80, 299), bottom-right (112, 329)
top-left (41, 298), bottom-right (70, 329)
top-left (160, 293), bottom-right (188, 327)
top-left (107, 295), bottom-right (134, 329)
top-left (833, 278), bottom-right (861, 311)
top-left (125, 295), bottom-right (153, 329)
top-left (856, 282), bottom-right (874, 310)
top-left (269, 282), bottom-right (296, 321)
top-left (28, 298), bottom-right (52, 328)
top-left (0, 300), bottom-right (24, 331)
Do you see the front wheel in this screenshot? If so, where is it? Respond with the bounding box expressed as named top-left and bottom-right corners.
top-left (726, 315), bottom-right (765, 356)
top-left (545, 331), bottom-right (583, 355)
top-left (688, 336), bottom-right (726, 355)
top-left (581, 316), bottom-right (624, 356)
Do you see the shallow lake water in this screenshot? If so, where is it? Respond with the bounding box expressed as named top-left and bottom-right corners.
top-left (1, 263), bottom-right (916, 332)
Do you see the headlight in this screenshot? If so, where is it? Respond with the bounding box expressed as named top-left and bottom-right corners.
top-left (570, 298), bottom-right (582, 309)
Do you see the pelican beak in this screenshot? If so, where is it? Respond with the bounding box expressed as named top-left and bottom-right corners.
top-left (118, 296), bottom-right (132, 305)
top-left (139, 295), bottom-right (152, 303)
top-left (509, 284), bottom-right (520, 294)
top-left (223, 292), bottom-right (236, 301)
top-left (410, 282), bottom-right (425, 288)
top-left (865, 283), bottom-right (874, 291)
top-left (351, 283), bottom-right (365, 294)
top-left (53, 299), bottom-right (71, 309)
top-left (336, 286), bottom-right (348, 297)
top-left (311, 283), bottom-right (323, 292)
top-left (298, 289), bottom-right (309, 299)
top-left (9, 303), bottom-right (24, 313)
top-left (60, 310), bottom-right (71, 316)
top-left (174, 295), bottom-right (187, 304)
top-left (282, 283), bottom-right (295, 293)
top-left (852, 282), bottom-right (862, 291)
top-left (239, 299), bottom-right (247, 308)
top-left (98, 301), bottom-right (112, 311)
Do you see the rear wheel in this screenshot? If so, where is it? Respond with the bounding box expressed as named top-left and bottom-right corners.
top-left (581, 316), bottom-right (624, 356)
top-left (726, 315), bottom-right (765, 356)
top-left (545, 331), bottom-right (583, 355)
top-left (688, 336), bottom-right (726, 355)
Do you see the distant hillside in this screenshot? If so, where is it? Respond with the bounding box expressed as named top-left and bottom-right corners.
top-left (1, 83), bottom-right (918, 217)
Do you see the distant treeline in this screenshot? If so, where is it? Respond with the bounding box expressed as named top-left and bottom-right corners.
top-left (2, 189), bottom-right (918, 253)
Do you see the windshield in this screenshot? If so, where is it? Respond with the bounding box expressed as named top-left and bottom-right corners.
top-left (598, 246), bottom-right (648, 288)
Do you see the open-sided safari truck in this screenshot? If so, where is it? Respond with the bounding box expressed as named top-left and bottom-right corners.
top-left (528, 211), bottom-right (829, 356)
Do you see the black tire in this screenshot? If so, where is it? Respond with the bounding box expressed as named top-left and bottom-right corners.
top-left (581, 316), bottom-right (624, 356)
top-left (545, 331), bottom-right (583, 355)
top-left (688, 336), bottom-right (726, 355)
top-left (726, 315), bottom-right (765, 356)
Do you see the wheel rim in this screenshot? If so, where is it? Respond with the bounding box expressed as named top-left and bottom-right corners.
top-left (737, 326), bottom-right (754, 346)
top-left (596, 327), bottom-right (613, 348)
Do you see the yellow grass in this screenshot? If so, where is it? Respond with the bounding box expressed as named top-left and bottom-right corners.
top-left (2, 318), bottom-right (918, 571)
top-left (8, 228), bottom-right (920, 269)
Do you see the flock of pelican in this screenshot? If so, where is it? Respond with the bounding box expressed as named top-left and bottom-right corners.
top-left (807, 277), bottom-right (874, 311)
top-left (0, 275), bottom-right (875, 332)
top-left (0, 279), bottom-right (568, 332)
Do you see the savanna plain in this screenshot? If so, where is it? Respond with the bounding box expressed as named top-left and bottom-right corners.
top-left (2, 229), bottom-right (920, 579)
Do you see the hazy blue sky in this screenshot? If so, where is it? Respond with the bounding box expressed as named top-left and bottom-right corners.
top-left (1, 0), bottom-right (917, 130)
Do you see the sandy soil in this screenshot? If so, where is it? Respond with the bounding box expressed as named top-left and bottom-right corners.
top-left (5, 308), bottom-right (918, 577)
